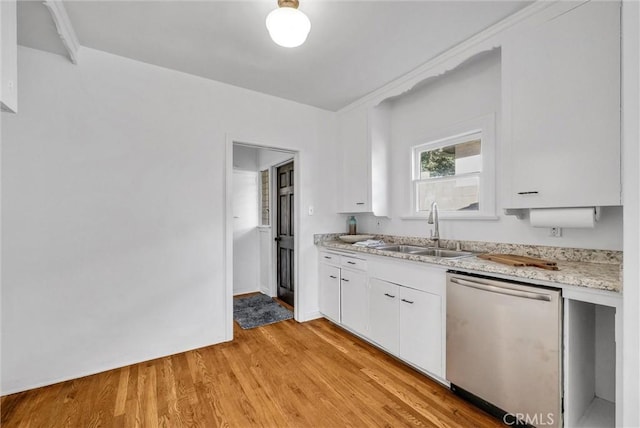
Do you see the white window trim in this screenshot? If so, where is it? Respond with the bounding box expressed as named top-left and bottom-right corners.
top-left (259, 168), bottom-right (271, 227)
top-left (408, 114), bottom-right (496, 220)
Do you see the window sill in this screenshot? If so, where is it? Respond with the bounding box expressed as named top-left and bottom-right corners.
top-left (400, 215), bottom-right (499, 221)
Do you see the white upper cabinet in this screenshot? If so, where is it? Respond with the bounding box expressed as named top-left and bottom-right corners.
top-left (1, 0), bottom-right (18, 113)
top-left (502, 1), bottom-right (621, 209)
top-left (337, 104), bottom-right (389, 216)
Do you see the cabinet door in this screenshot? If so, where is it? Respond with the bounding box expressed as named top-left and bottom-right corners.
top-left (369, 278), bottom-right (399, 354)
top-left (503, 1), bottom-right (620, 208)
top-left (319, 264), bottom-right (341, 322)
top-left (340, 270), bottom-right (368, 336)
top-left (399, 287), bottom-right (442, 377)
top-left (338, 107), bottom-right (370, 212)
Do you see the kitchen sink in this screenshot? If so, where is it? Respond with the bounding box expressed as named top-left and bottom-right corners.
top-left (374, 245), bottom-right (429, 253)
top-left (374, 244), bottom-right (474, 259)
top-left (412, 248), bottom-right (474, 258)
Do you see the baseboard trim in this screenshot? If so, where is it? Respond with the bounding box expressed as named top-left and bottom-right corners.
top-left (299, 311), bottom-right (323, 323)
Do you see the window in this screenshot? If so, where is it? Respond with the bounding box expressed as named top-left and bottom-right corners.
top-left (260, 169), bottom-right (270, 226)
top-left (411, 116), bottom-right (495, 219)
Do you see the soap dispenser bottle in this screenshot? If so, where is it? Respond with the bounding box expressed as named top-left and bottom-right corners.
top-left (348, 216), bottom-right (357, 235)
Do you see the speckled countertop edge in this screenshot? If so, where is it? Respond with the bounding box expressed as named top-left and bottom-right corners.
top-left (315, 235), bottom-right (622, 293)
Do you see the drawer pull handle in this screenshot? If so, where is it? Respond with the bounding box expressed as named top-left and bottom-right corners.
top-left (401, 299), bottom-right (414, 304)
top-left (356, 202), bottom-right (365, 205)
top-left (347, 261), bottom-right (356, 265)
top-left (517, 191), bottom-right (539, 195)
top-left (384, 293), bottom-right (396, 299)
top-left (329, 275), bottom-right (337, 279)
top-left (342, 278), bottom-right (349, 282)
top-left (324, 256), bottom-right (332, 259)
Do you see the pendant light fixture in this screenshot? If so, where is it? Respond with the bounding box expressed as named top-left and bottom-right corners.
top-left (266, 0), bottom-right (311, 48)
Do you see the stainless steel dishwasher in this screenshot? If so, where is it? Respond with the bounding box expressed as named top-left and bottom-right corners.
top-left (446, 272), bottom-right (562, 427)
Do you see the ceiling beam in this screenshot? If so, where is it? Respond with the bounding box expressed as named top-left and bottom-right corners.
top-left (43, 0), bottom-right (80, 64)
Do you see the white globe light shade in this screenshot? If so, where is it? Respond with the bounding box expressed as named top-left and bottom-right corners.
top-left (266, 7), bottom-right (311, 48)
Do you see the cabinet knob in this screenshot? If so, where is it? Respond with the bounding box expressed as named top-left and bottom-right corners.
top-left (384, 293), bottom-right (396, 299)
top-left (342, 278), bottom-right (349, 282)
top-left (347, 261), bottom-right (356, 265)
top-left (401, 299), bottom-right (414, 304)
top-left (329, 275), bottom-right (337, 279)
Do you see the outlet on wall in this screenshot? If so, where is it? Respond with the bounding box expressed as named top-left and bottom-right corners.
top-left (550, 227), bottom-right (562, 237)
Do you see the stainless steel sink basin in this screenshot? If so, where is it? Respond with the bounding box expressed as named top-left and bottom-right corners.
top-left (374, 244), bottom-right (474, 259)
top-left (411, 248), bottom-right (474, 258)
top-left (374, 245), bottom-right (429, 253)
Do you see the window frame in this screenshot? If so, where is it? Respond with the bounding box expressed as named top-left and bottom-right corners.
top-left (259, 168), bottom-right (271, 227)
top-left (409, 115), bottom-right (496, 220)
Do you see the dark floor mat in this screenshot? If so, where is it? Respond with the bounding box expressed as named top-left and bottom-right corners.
top-left (233, 294), bottom-right (293, 329)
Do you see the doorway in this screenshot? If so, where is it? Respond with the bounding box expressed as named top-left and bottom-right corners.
top-left (276, 161), bottom-right (295, 307)
top-left (225, 138), bottom-right (299, 340)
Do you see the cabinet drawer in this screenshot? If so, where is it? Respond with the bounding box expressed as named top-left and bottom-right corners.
top-left (319, 252), bottom-right (341, 265)
top-left (341, 256), bottom-right (367, 271)
top-left (368, 255), bottom-right (445, 294)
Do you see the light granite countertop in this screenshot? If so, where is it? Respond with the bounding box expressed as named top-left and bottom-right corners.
top-left (316, 235), bottom-right (622, 293)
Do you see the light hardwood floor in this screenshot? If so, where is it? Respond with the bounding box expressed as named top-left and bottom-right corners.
top-left (1, 318), bottom-right (501, 427)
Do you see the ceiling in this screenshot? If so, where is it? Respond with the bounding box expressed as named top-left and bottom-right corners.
top-left (17, 1), bottom-right (529, 111)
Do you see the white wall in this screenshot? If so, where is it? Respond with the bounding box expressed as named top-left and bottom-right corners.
top-left (0, 46), bottom-right (341, 394)
top-left (232, 145), bottom-right (260, 297)
top-left (258, 149), bottom-right (292, 171)
top-left (360, 50), bottom-right (623, 251)
top-left (232, 170), bottom-right (259, 296)
top-left (233, 145), bottom-right (258, 170)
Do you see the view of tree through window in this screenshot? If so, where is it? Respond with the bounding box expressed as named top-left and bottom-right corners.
top-left (414, 137), bottom-right (482, 212)
top-left (420, 148), bottom-right (455, 178)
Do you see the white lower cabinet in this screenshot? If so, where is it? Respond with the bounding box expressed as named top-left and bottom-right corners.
top-left (369, 278), bottom-right (443, 377)
top-left (399, 286), bottom-right (442, 377)
top-left (318, 251), bottom-right (368, 327)
top-left (369, 278), bottom-right (399, 354)
top-left (319, 263), bottom-right (341, 322)
top-left (564, 298), bottom-right (620, 427)
top-left (318, 250), bottom-right (445, 381)
top-left (340, 269), bottom-right (368, 336)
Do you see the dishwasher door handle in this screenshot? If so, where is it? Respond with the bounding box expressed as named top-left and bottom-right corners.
top-left (450, 277), bottom-right (551, 302)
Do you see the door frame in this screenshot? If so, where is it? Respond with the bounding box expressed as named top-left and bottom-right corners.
top-left (224, 134), bottom-right (300, 341)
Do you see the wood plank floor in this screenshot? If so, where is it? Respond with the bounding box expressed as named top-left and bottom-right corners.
top-left (1, 318), bottom-right (502, 427)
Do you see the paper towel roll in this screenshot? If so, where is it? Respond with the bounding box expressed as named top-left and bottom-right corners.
top-left (529, 208), bottom-right (596, 228)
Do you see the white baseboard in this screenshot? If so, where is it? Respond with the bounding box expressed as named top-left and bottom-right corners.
top-left (233, 287), bottom-right (260, 296)
top-left (299, 311), bottom-right (323, 323)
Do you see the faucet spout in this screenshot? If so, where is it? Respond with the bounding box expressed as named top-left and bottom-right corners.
top-left (427, 201), bottom-right (440, 248)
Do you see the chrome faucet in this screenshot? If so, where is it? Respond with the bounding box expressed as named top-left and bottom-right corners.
top-left (427, 201), bottom-right (440, 248)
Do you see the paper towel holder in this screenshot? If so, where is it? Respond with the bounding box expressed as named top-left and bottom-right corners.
top-left (594, 206), bottom-right (601, 222)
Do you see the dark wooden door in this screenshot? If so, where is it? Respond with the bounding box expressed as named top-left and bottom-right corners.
top-left (276, 161), bottom-right (294, 306)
